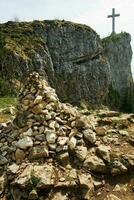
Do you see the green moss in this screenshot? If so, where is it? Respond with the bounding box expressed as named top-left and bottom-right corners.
top-left (102, 32), bottom-right (130, 45)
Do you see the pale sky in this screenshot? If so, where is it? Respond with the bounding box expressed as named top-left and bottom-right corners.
top-left (0, 0), bottom-right (134, 76)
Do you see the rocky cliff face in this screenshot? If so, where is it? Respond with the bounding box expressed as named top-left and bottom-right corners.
top-left (0, 20), bottom-right (110, 107)
top-left (0, 20), bottom-right (133, 111)
top-left (102, 33), bottom-right (134, 112)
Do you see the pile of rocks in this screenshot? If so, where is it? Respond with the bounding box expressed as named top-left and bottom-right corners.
top-left (11, 72), bottom-right (97, 164)
top-left (0, 72), bottom-right (134, 200)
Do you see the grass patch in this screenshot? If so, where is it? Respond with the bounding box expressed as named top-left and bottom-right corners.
top-left (0, 97), bottom-right (16, 109)
top-left (0, 97), bottom-right (16, 123)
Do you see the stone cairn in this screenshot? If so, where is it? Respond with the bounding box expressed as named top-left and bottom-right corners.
top-left (0, 72), bottom-right (98, 200)
top-left (0, 72), bottom-right (134, 200)
top-left (12, 72), bottom-right (96, 163)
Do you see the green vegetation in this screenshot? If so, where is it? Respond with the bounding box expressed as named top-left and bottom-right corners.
top-left (30, 169), bottom-right (41, 188)
top-left (0, 97), bottom-right (16, 108)
top-left (0, 20), bottom-right (94, 62)
top-left (0, 78), bottom-right (15, 96)
top-left (102, 32), bottom-right (130, 44)
top-left (0, 21), bottom-right (46, 60)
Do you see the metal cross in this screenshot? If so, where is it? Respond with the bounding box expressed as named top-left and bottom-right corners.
top-left (107, 8), bottom-right (120, 34)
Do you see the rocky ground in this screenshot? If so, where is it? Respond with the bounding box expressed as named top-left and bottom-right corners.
top-left (0, 72), bottom-right (134, 200)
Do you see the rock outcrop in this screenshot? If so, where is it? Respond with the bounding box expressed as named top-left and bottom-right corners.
top-left (102, 32), bottom-right (134, 112)
top-left (0, 20), bottom-right (133, 111)
top-left (0, 20), bottom-right (110, 107)
top-left (0, 72), bottom-right (134, 200)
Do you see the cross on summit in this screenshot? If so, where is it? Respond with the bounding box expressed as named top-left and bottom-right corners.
top-left (107, 8), bottom-right (120, 34)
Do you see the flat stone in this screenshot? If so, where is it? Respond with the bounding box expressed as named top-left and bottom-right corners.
top-left (98, 111), bottom-right (120, 118)
top-left (35, 134), bottom-right (46, 141)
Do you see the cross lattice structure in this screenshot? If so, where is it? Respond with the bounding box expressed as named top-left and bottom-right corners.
top-left (107, 8), bottom-right (120, 34)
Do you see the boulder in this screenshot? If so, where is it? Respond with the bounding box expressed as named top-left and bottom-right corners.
top-left (83, 155), bottom-right (107, 173)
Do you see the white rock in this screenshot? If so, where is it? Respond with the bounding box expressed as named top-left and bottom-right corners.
top-left (7, 164), bottom-right (19, 174)
top-left (75, 146), bottom-right (88, 161)
top-left (119, 130), bottom-right (129, 136)
top-left (68, 137), bottom-right (77, 149)
top-left (57, 137), bottom-right (68, 146)
top-left (83, 129), bottom-right (96, 144)
top-left (97, 145), bottom-right (111, 162)
top-left (46, 131), bottom-right (57, 144)
top-left (16, 136), bottom-right (33, 149)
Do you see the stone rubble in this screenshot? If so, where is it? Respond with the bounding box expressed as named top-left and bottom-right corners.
top-left (0, 72), bottom-right (134, 200)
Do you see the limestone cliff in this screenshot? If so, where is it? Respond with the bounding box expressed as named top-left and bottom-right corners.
top-left (0, 20), bottom-right (110, 107)
top-left (102, 32), bottom-right (134, 112)
top-left (0, 20), bottom-right (133, 112)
